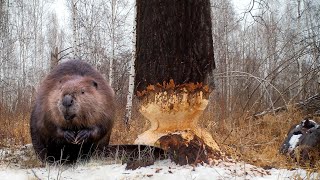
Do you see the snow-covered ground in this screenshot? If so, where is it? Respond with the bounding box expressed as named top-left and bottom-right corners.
top-left (0, 159), bottom-right (318, 180)
top-left (0, 144), bottom-right (319, 179)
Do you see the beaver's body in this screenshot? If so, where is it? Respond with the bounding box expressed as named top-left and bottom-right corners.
top-left (30, 60), bottom-right (115, 163)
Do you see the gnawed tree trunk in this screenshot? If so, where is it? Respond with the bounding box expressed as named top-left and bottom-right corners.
top-left (134, 0), bottom-right (220, 165)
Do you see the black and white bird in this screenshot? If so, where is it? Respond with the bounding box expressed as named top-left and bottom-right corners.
top-left (280, 118), bottom-right (320, 162)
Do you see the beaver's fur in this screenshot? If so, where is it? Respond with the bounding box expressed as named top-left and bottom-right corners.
top-left (30, 60), bottom-right (115, 163)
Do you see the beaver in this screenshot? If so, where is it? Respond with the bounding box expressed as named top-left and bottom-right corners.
top-left (30, 59), bottom-right (115, 163)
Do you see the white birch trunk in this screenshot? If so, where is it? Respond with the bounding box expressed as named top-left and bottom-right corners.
top-left (224, 24), bottom-right (231, 114)
top-left (124, 1), bottom-right (137, 125)
top-left (109, 0), bottom-right (116, 87)
top-left (72, 0), bottom-right (78, 58)
top-left (297, 0), bottom-right (303, 99)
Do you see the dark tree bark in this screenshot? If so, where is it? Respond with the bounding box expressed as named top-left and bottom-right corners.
top-left (133, 0), bottom-right (221, 165)
top-left (135, 0), bottom-right (215, 93)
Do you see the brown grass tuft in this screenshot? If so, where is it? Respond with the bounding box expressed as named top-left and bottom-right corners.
top-left (203, 108), bottom-right (320, 172)
top-left (110, 105), bottom-right (149, 145)
top-left (1, 99), bottom-right (320, 175)
top-left (0, 112), bottom-right (31, 147)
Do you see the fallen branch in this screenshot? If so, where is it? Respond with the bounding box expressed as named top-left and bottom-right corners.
top-left (253, 93), bottom-right (320, 118)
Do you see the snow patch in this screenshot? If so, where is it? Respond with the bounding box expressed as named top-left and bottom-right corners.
top-left (0, 159), bottom-right (318, 180)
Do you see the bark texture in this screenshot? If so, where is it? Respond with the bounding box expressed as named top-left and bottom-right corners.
top-left (135, 0), bottom-right (215, 93)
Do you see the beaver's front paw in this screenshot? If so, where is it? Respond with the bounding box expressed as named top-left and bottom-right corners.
top-left (74, 129), bottom-right (91, 144)
top-left (64, 130), bottom-right (76, 144)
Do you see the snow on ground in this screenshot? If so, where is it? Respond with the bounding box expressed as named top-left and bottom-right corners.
top-left (0, 145), bottom-right (319, 179)
top-left (0, 159), bottom-right (319, 180)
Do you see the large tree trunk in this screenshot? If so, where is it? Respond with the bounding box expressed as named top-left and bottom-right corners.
top-left (135, 0), bottom-right (215, 92)
top-left (134, 0), bottom-right (220, 165)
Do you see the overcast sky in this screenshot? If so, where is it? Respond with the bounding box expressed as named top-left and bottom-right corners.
top-left (53, 0), bottom-right (254, 28)
top-left (53, 0), bottom-right (69, 28)
top-left (232, 0), bottom-right (253, 14)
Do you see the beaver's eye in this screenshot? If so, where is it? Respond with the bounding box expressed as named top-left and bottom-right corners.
top-left (81, 90), bottom-right (85, 94)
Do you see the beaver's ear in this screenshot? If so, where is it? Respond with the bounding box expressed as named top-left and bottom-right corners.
top-left (92, 81), bottom-right (98, 89)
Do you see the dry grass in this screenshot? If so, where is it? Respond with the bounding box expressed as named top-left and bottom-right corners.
top-left (110, 103), bottom-right (149, 145)
top-left (0, 103), bottom-right (145, 147)
top-left (1, 103), bottom-right (320, 174)
top-left (0, 112), bottom-right (31, 147)
top-left (203, 108), bottom-right (320, 173)
top-left (111, 104), bottom-right (320, 173)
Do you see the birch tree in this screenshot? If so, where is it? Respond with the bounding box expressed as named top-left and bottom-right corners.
top-left (109, 0), bottom-right (116, 86)
top-left (71, 0), bottom-right (79, 58)
top-left (124, 1), bottom-right (136, 125)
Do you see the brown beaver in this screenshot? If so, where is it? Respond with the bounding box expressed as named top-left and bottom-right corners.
top-left (30, 59), bottom-right (115, 163)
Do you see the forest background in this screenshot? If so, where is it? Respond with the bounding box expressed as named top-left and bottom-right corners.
top-left (0, 0), bottom-right (320, 169)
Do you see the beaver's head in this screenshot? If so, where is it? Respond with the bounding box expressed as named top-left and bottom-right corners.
top-left (53, 75), bottom-right (104, 126)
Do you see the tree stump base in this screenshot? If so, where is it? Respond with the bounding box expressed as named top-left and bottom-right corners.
top-left (135, 89), bottom-right (221, 165)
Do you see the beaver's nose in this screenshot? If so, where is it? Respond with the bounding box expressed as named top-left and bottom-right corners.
top-left (62, 95), bottom-right (74, 108)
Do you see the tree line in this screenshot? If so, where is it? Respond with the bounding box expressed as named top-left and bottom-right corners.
top-left (0, 0), bottom-right (319, 122)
